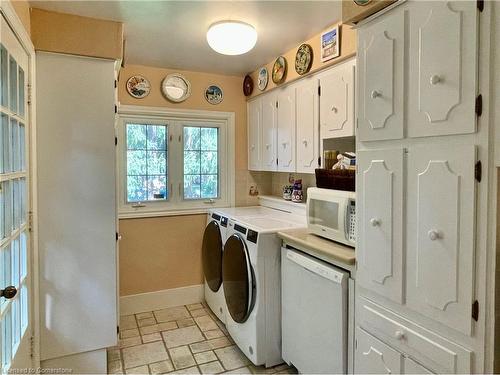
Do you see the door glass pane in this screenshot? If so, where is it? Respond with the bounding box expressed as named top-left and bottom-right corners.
top-left (8, 56), bottom-right (17, 113)
top-left (309, 199), bottom-right (339, 229)
top-left (10, 119), bottom-right (18, 172)
top-left (1, 114), bottom-right (9, 173)
top-left (20, 178), bottom-right (26, 225)
top-left (18, 67), bottom-right (24, 118)
top-left (19, 231), bottom-right (27, 281)
top-left (1, 181), bottom-right (11, 238)
top-left (11, 297), bottom-right (19, 350)
top-left (1, 307), bottom-right (12, 370)
top-left (1, 244), bottom-right (12, 310)
top-left (12, 179), bottom-right (19, 231)
top-left (11, 235), bottom-right (19, 288)
top-left (0, 44), bottom-right (7, 108)
top-left (19, 123), bottom-right (25, 171)
top-left (20, 285), bottom-right (27, 333)
top-left (202, 221), bottom-right (223, 292)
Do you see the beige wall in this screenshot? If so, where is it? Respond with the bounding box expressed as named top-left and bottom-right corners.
top-left (11, 0), bottom-right (31, 36)
top-left (118, 64), bottom-right (258, 296)
top-left (30, 8), bottom-right (123, 60)
top-left (247, 22), bottom-right (356, 99)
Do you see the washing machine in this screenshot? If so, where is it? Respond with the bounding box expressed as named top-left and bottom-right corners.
top-left (202, 209), bottom-right (230, 323)
top-left (222, 216), bottom-right (306, 367)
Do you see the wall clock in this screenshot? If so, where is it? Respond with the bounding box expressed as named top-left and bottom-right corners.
top-left (272, 56), bottom-right (287, 84)
top-left (295, 44), bottom-right (313, 75)
top-left (161, 73), bottom-right (191, 103)
top-left (258, 67), bottom-right (268, 91)
top-left (126, 75), bottom-right (151, 99)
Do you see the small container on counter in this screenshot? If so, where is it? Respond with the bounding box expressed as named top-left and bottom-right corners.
top-left (323, 150), bottom-right (339, 170)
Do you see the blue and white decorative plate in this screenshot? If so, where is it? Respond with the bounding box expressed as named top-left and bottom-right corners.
top-left (205, 85), bottom-right (223, 105)
top-left (258, 67), bottom-right (268, 91)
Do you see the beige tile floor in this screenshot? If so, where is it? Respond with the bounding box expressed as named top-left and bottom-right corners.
top-left (108, 302), bottom-right (297, 374)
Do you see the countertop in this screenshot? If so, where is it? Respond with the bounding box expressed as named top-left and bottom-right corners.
top-left (278, 228), bottom-right (356, 267)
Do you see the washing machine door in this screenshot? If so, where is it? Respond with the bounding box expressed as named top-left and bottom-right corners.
top-left (202, 220), bottom-right (223, 292)
top-left (222, 234), bottom-right (255, 323)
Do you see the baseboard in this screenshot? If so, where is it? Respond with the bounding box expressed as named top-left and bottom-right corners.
top-left (120, 284), bottom-right (204, 316)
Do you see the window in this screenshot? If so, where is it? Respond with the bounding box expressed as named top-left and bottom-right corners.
top-left (118, 106), bottom-right (235, 217)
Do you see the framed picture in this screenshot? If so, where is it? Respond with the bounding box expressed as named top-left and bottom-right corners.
top-left (321, 25), bottom-right (340, 62)
top-left (205, 85), bottom-right (223, 105)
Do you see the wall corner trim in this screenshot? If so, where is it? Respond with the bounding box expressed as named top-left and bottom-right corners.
top-left (119, 284), bottom-right (204, 316)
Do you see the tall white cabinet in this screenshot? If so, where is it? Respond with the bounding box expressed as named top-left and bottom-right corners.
top-left (355, 1), bottom-right (491, 374)
top-left (247, 58), bottom-right (356, 173)
top-left (36, 52), bottom-right (117, 372)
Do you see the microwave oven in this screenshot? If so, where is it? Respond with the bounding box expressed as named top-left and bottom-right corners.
top-left (306, 187), bottom-right (356, 247)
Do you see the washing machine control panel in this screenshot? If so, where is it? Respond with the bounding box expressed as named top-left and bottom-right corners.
top-left (220, 217), bottom-right (228, 227)
top-left (247, 230), bottom-right (258, 244)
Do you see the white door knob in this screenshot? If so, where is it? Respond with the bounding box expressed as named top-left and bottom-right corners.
top-left (331, 106), bottom-right (338, 113)
top-left (302, 139), bottom-right (308, 146)
top-left (394, 330), bottom-right (405, 340)
top-left (430, 75), bottom-right (442, 85)
top-left (370, 218), bottom-right (380, 227)
top-left (371, 90), bottom-right (381, 99)
top-left (428, 230), bottom-right (440, 241)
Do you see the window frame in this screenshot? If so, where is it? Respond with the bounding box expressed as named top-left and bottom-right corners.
top-left (117, 105), bottom-right (235, 218)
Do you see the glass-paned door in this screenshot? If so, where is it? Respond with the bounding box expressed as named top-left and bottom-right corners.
top-left (0, 13), bottom-right (32, 372)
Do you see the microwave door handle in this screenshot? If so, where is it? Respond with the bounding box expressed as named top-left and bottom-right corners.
top-left (339, 199), bottom-right (348, 241)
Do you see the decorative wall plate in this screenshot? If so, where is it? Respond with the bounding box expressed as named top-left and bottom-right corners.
top-left (161, 73), bottom-right (191, 103)
top-left (126, 75), bottom-right (151, 99)
top-left (243, 75), bottom-right (254, 96)
top-left (295, 44), bottom-right (313, 75)
top-left (205, 85), bottom-right (223, 105)
top-left (272, 56), bottom-right (287, 84)
top-left (354, 0), bottom-right (372, 5)
top-left (258, 67), bottom-right (268, 91)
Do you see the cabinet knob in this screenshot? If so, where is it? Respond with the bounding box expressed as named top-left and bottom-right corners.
top-left (250, 145), bottom-right (255, 150)
top-left (265, 144), bottom-right (270, 149)
top-left (302, 139), bottom-right (308, 146)
top-left (282, 142), bottom-right (288, 147)
top-left (371, 90), bottom-right (381, 99)
top-left (331, 106), bottom-right (338, 113)
top-left (428, 229), bottom-right (440, 241)
top-left (430, 75), bottom-right (442, 85)
top-left (394, 330), bottom-right (405, 340)
top-left (370, 218), bottom-right (380, 227)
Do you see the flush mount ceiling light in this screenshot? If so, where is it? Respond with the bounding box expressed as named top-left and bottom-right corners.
top-left (207, 21), bottom-right (257, 56)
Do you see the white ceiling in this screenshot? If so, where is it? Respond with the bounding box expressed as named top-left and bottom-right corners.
top-left (30, 1), bottom-right (342, 76)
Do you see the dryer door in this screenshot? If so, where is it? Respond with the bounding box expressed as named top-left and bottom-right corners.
top-left (202, 220), bottom-right (223, 292)
top-left (222, 234), bottom-right (255, 323)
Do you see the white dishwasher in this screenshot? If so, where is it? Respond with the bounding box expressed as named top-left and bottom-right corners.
top-left (282, 247), bottom-right (349, 374)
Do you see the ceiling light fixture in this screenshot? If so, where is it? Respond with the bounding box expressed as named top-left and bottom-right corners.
top-left (207, 21), bottom-right (257, 56)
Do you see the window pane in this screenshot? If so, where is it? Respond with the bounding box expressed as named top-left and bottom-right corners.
top-left (147, 176), bottom-right (167, 200)
top-left (147, 151), bottom-right (167, 175)
top-left (147, 125), bottom-right (167, 150)
top-left (0, 113), bottom-right (7, 173)
top-left (0, 44), bottom-right (7, 108)
top-left (184, 127), bottom-right (200, 150)
top-left (126, 124), bottom-right (147, 150)
top-left (201, 175), bottom-right (218, 199)
top-left (184, 175), bottom-right (201, 199)
top-left (2, 305), bottom-right (12, 369)
top-left (201, 151), bottom-right (217, 174)
top-left (127, 175), bottom-right (147, 202)
top-left (10, 119), bottom-right (19, 172)
top-left (20, 231), bottom-right (27, 281)
top-left (127, 150), bottom-right (147, 175)
top-left (20, 285), bottom-right (28, 334)
top-left (201, 128), bottom-right (218, 151)
top-left (1, 243), bottom-right (12, 310)
top-left (1, 181), bottom-right (12, 238)
top-left (9, 55), bottom-right (17, 113)
top-left (19, 123), bottom-right (25, 171)
top-left (184, 151), bottom-right (200, 174)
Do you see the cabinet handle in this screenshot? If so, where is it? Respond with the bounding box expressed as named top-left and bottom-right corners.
top-left (428, 229), bottom-right (440, 241)
top-left (132, 202), bottom-right (146, 208)
top-left (394, 330), bottom-right (405, 340)
top-left (430, 75), bottom-right (442, 85)
top-left (371, 90), bottom-right (381, 99)
top-left (370, 218), bottom-right (380, 227)
top-left (331, 106), bottom-right (338, 113)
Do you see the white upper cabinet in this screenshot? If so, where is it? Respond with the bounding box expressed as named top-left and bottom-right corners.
top-left (355, 328), bottom-right (402, 375)
top-left (357, 8), bottom-right (405, 141)
top-left (357, 148), bottom-right (404, 304)
top-left (319, 59), bottom-right (356, 139)
top-left (277, 85), bottom-right (296, 172)
top-left (406, 144), bottom-right (476, 335)
top-left (248, 98), bottom-right (262, 171)
top-left (295, 78), bottom-right (319, 173)
top-left (408, 1), bottom-right (478, 138)
top-left (261, 92), bottom-right (278, 171)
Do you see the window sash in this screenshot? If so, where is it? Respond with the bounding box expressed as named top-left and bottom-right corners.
top-left (117, 112), bottom-right (232, 217)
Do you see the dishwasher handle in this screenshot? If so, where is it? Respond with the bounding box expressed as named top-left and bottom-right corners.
top-left (286, 250), bottom-right (345, 284)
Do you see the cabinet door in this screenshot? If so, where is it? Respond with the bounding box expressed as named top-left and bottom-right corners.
top-left (277, 85), bottom-right (296, 172)
top-left (357, 149), bottom-right (404, 304)
top-left (247, 98), bottom-right (262, 171)
top-left (355, 328), bottom-right (402, 374)
top-left (319, 59), bottom-right (355, 139)
top-left (407, 144), bottom-right (476, 335)
top-left (403, 357), bottom-right (433, 374)
top-left (357, 7), bottom-right (404, 141)
top-left (261, 92), bottom-right (278, 171)
top-left (295, 78), bottom-right (319, 174)
top-left (408, 1), bottom-right (478, 138)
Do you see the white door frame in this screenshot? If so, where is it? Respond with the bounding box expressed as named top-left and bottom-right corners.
top-left (0, 0), bottom-right (39, 368)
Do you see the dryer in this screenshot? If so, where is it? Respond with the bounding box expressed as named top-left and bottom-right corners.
top-left (203, 210), bottom-right (229, 323)
top-left (222, 216), bottom-right (306, 367)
